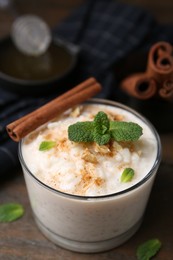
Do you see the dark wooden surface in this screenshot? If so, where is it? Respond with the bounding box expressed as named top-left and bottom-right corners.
top-left (0, 1), bottom-right (173, 259)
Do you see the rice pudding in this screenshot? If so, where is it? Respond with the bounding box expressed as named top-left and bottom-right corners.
top-left (19, 99), bottom-right (161, 253)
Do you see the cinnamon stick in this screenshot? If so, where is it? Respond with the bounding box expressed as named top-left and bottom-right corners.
top-left (7, 77), bottom-right (102, 142)
top-left (120, 41), bottom-right (173, 102)
top-left (159, 79), bottom-right (173, 101)
top-left (147, 41), bottom-right (173, 84)
top-left (120, 73), bottom-right (157, 100)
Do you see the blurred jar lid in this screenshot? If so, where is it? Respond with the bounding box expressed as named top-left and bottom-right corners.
top-left (11, 14), bottom-right (52, 56)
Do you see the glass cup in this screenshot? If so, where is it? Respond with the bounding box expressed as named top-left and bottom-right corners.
top-left (19, 99), bottom-right (161, 253)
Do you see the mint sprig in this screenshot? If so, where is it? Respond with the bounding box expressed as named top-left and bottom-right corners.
top-left (0, 203), bottom-right (24, 222)
top-left (39, 141), bottom-right (56, 151)
top-left (68, 121), bottom-right (94, 143)
top-left (136, 239), bottom-right (162, 260)
top-left (93, 111), bottom-right (111, 145)
top-left (68, 111), bottom-right (143, 145)
top-left (110, 121), bottom-right (143, 142)
top-left (121, 168), bottom-right (135, 182)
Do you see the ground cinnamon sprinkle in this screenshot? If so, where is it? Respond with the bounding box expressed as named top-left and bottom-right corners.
top-left (82, 172), bottom-right (92, 184)
top-left (44, 133), bottom-right (54, 140)
top-left (95, 177), bottom-right (105, 186)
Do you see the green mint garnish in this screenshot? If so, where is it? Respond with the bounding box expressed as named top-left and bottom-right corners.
top-left (110, 121), bottom-right (143, 142)
top-left (121, 168), bottom-right (135, 182)
top-left (0, 203), bottom-right (24, 222)
top-left (68, 121), bottom-right (95, 143)
top-left (136, 239), bottom-right (162, 260)
top-left (68, 111), bottom-right (143, 145)
top-left (39, 141), bottom-right (56, 151)
top-left (93, 111), bottom-right (111, 145)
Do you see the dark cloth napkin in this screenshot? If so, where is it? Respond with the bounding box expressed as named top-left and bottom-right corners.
top-left (1, 0), bottom-right (173, 178)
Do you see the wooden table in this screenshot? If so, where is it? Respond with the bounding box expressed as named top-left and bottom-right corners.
top-left (0, 1), bottom-right (173, 259)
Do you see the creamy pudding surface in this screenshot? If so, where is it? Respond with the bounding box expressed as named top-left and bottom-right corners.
top-left (22, 104), bottom-right (157, 196)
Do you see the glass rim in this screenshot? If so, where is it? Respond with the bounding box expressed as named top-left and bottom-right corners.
top-left (18, 98), bottom-right (162, 201)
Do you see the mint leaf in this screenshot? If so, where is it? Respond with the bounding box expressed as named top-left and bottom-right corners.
top-left (136, 239), bottom-right (162, 260)
top-left (39, 141), bottom-right (56, 151)
top-left (68, 111), bottom-right (143, 145)
top-left (68, 121), bottom-right (95, 142)
top-left (0, 203), bottom-right (24, 222)
top-left (94, 111), bottom-right (110, 135)
top-left (94, 131), bottom-right (111, 146)
top-left (93, 111), bottom-right (111, 145)
top-left (121, 168), bottom-right (135, 182)
top-left (110, 121), bottom-right (143, 142)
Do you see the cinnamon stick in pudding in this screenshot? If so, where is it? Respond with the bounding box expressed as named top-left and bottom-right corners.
top-left (120, 73), bottom-right (157, 100)
top-left (7, 77), bottom-right (102, 142)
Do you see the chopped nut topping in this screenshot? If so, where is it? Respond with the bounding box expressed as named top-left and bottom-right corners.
top-left (82, 148), bottom-right (98, 163)
top-left (57, 138), bottom-right (68, 151)
top-left (77, 167), bottom-right (93, 194)
top-left (70, 106), bottom-right (83, 117)
top-left (112, 141), bottom-right (122, 152)
top-left (94, 143), bottom-right (111, 155)
top-left (119, 141), bottom-right (135, 153)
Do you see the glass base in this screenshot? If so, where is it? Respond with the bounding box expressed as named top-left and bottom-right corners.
top-left (35, 217), bottom-right (142, 253)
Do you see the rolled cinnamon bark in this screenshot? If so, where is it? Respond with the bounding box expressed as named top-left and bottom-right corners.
top-left (147, 41), bottom-right (173, 84)
top-left (120, 41), bottom-right (173, 101)
top-left (6, 77), bottom-right (102, 142)
top-left (120, 73), bottom-right (157, 100)
top-left (159, 79), bottom-right (173, 102)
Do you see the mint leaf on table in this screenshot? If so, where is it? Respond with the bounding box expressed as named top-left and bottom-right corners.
top-left (0, 203), bottom-right (24, 222)
top-left (68, 121), bottom-right (95, 143)
top-left (39, 141), bottom-right (56, 151)
top-left (68, 111), bottom-right (143, 145)
top-left (121, 168), bottom-right (135, 182)
top-left (110, 121), bottom-right (143, 142)
top-left (136, 239), bottom-right (162, 260)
